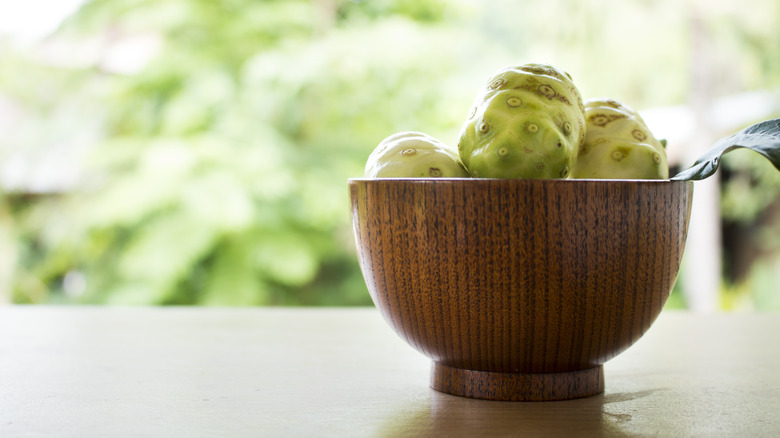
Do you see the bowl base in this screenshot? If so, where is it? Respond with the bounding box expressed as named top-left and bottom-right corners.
top-left (430, 362), bottom-right (604, 402)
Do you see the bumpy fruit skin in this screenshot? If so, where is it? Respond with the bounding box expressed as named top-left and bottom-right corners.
top-left (571, 98), bottom-right (669, 179)
top-left (364, 131), bottom-right (470, 178)
top-left (457, 63), bottom-right (586, 179)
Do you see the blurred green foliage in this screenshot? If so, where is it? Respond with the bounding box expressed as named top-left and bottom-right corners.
top-left (2, 0), bottom-right (780, 307)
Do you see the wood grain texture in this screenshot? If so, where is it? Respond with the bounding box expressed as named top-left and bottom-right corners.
top-left (349, 178), bottom-right (693, 401)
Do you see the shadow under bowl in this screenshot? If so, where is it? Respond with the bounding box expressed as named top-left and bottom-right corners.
top-left (349, 178), bottom-right (693, 401)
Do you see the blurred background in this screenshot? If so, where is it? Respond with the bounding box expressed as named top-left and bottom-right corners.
top-left (0, 0), bottom-right (779, 309)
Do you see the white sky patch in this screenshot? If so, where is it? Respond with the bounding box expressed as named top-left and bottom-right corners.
top-left (0, 1), bottom-right (86, 43)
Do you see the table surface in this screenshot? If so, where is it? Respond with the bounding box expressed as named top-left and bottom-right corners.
top-left (1, 306), bottom-right (779, 437)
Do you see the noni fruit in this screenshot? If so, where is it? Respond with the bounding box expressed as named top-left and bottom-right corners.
top-left (571, 98), bottom-right (669, 179)
top-left (364, 131), bottom-right (469, 178)
top-left (457, 63), bottom-right (586, 179)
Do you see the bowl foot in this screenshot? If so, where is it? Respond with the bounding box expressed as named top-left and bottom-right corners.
top-left (431, 362), bottom-right (604, 401)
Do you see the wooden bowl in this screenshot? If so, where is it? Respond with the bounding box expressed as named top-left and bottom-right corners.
top-left (349, 178), bottom-right (693, 401)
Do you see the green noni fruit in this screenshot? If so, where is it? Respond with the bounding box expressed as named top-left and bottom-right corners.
top-left (364, 131), bottom-right (469, 178)
top-left (571, 98), bottom-right (669, 179)
top-left (457, 63), bottom-right (585, 179)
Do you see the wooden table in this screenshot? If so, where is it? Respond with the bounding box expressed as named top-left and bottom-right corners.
top-left (1, 306), bottom-right (779, 437)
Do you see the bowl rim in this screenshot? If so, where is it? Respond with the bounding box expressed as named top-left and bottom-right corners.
top-left (348, 177), bottom-right (689, 185)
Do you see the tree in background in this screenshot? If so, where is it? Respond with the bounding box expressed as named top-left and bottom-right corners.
top-left (5, 0), bottom-right (481, 305)
top-left (2, 0), bottom-right (780, 307)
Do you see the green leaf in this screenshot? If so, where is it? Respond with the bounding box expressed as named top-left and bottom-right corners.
top-left (672, 118), bottom-right (780, 181)
top-left (181, 169), bottom-right (255, 232)
top-left (253, 233), bottom-right (318, 287)
top-left (201, 237), bottom-right (269, 306)
top-left (118, 209), bottom-right (217, 291)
